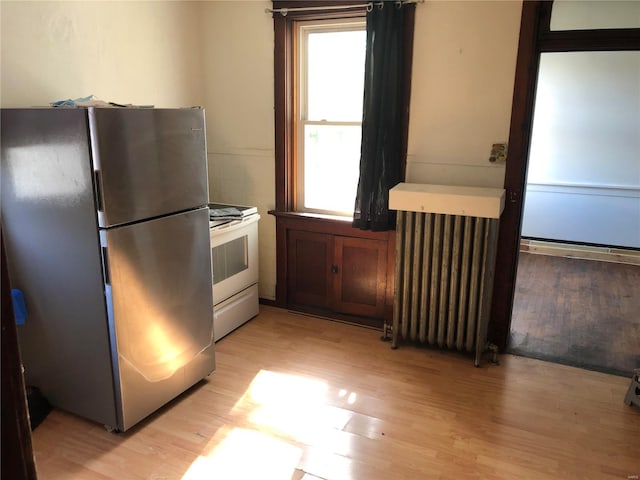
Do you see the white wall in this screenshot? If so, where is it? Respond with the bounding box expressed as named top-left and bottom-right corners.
top-left (198, 1), bottom-right (523, 300)
top-left (406, 0), bottom-right (522, 188)
top-left (1, 0), bottom-right (525, 301)
top-left (522, 51), bottom-right (640, 248)
top-left (1, 1), bottom-right (204, 107)
top-left (200, 1), bottom-right (276, 300)
top-left (550, 0), bottom-right (640, 30)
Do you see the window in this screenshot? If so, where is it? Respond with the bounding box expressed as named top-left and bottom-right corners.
top-left (295, 19), bottom-right (366, 216)
top-left (272, 1), bottom-right (414, 218)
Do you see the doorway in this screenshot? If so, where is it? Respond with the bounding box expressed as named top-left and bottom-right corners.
top-left (489, 1), bottom-right (640, 375)
top-left (509, 47), bottom-right (640, 376)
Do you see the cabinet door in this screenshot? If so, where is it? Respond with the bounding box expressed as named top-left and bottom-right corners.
top-left (333, 236), bottom-right (387, 318)
top-left (287, 230), bottom-right (334, 309)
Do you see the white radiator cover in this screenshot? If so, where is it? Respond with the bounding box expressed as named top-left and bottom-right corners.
top-left (388, 183), bottom-right (505, 366)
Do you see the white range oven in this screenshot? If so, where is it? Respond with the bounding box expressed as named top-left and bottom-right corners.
top-left (209, 204), bottom-right (260, 341)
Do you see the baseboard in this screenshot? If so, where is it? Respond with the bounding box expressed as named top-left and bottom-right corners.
top-left (520, 239), bottom-right (640, 266)
top-left (259, 297), bottom-right (278, 307)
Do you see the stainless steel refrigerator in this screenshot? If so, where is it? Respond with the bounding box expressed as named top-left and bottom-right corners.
top-left (1, 107), bottom-right (215, 432)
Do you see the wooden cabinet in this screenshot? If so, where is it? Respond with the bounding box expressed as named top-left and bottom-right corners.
top-left (332, 236), bottom-right (387, 318)
top-left (287, 229), bottom-right (333, 309)
top-left (273, 212), bottom-right (395, 326)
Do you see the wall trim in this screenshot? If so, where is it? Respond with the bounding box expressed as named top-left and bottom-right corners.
top-left (526, 182), bottom-right (640, 198)
top-left (520, 239), bottom-right (640, 265)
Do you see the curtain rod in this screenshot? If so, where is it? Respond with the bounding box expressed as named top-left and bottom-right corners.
top-left (266, 0), bottom-right (422, 17)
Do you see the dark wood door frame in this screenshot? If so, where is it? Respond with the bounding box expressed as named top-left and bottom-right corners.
top-left (2, 229), bottom-right (38, 479)
top-left (489, 1), bottom-right (640, 349)
top-left (488, 1), bottom-right (544, 350)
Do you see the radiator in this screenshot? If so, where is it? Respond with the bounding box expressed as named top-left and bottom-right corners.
top-left (388, 210), bottom-right (500, 366)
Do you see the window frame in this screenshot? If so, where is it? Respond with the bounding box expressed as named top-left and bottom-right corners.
top-left (295, 18), bottom-right (366, 216)
top-left (273, 0), bottom-right (414, 216)
top-left (273, 1), bottom-right (368, 215)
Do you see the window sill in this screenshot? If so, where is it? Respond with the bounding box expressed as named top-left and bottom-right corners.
top-left (268, 210), bottom-right (396, 238)
top-left (268, 210), bottom-right (353, 223)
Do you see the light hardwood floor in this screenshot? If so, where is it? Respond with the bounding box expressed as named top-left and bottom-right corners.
top-left (31, 306), bottom-right (639, 480)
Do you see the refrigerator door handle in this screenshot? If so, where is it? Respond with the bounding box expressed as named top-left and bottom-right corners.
top-left (101, 247), bottom-right (110, 285)
top-left (94, 170), bottom-right (104, 212)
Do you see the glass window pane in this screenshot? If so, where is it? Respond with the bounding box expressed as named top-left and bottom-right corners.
top-left (303, 124), bottom-right (361, 214)
top-left (307, 30), bottom-right (366, 121)
top-left (550, 1), bottom-right (640, 30)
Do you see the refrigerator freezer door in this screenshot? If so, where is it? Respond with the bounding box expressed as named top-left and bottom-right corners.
top-left (90, 108), bottom-right (209, 227)
top-left (102, 207), bottom-right (214, 429)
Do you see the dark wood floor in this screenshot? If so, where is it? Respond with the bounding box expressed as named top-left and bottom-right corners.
top-left (509, 252), bottom-right (640, 377)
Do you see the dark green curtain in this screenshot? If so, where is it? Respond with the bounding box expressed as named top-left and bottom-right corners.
top-left (352, 1), bottom-right (406, 231)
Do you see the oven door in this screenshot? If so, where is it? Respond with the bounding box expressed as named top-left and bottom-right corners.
top-left (210, 214), bottom-right (260, 305)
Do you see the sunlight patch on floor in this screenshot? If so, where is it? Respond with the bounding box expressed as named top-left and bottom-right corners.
top-left (338, 389), bottom-right (357, 405)
top-left (182, 428), bottom-right (302, 480)
top-left (237, 370), bottom-right (330, 409)
top-left (181, 369), bottom-right (365, 479)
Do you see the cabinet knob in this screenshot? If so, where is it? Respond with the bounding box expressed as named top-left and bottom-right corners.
top-left (331, 264), bottom-right (339, 274)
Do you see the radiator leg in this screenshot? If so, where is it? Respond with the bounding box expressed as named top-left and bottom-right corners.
top-left (488, 343), bottom-right (500, 365)
top-left (624, 369), bottom-right (640, 407)
top-left (474, 343), bottom-right (500, 367)
top-left (381, 322), bottom-right (391, 342)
